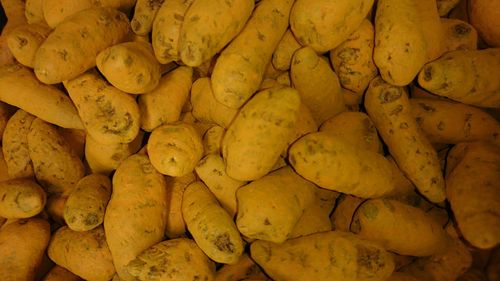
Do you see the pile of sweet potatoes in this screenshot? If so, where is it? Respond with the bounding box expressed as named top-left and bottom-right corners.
top-left (0, 0), bottom-right (498, 280)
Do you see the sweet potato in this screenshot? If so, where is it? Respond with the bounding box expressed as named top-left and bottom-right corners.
top-left (289, 132), bottom-right (395, 198)
top-left (0, 0), bottom-right (27, 66)
top-left (203, 125), bottom-right (225, 156)
top-left (469, 0), bottom-right (500, 47)
top-left (251, 231), bottom-right (395, 281)
top-left (34, 7), bottom-right (130, 84)
top-left (441, 18), bottom-right (478, 52)
top-left (211, 0), bottom-right (293, 109)
top-left (64, 70), bottom-right (141, 144)
top-left (290, 0), bottom-right (374, 52)
top-left (418, 49), bottom-right (500, 108)
top-left (222, 86), bottom-right (300, 181)
top-left (42, 0), bottom-right (136, 28)
top-left (330, 195), bottom-right (364, 232)
top-left (179, 0), bottom-right (254, 67)
top-left (446, 141), bottom-right (500, 249)
top-left (85, 133), bottom-right (144, 175)
top-left (0, 102), bottom-right (15, 142)
top-left (365, 77), bottom-right (446, 203)
top-left (191, 77), bottom-right (238, 128)
top-left (236, 167), bottom-right (316, 243)
top-left (164, 173), bottom-right (196, 238)
top-left (28, 118), bottom-right (85, 195)
top-left (272, 29), bottom-right (301, 71)
top-left (104, 154), bottom-right (168, 280)
top-left (291, 47), bottom-right (346, 124)
top-left (0, 218), bottom-right (50, 281)
top-left (152, 0), bottom-right (194, 64)
top-left (215, 254), bottom-right (268, 281)
top-left (401, 237), bottom-right (472, 281)
top-left (127, 238), bottom-right (216, 281)
top-left (42, 266), bottom-right (82, 281)
top-left (48, 226), bottom-right (115, 281)
top-left (352, 199), bottom-right (450, 256)
top-left (139, 66), bottom-right (193, 131)
top-left (320, 112), bottom-right (383, 154)
top-left (147, 122), bottom-right (204, 177)
top-left (131, 0), bottom-right (164, 35)
top-left (410, 98), bottom-right (500, 145)
top-left (0, 178), bottom-right (46, 219)
top-left (374, 0), bottom-right (443, 86)
top-left (182, 181), bottom-right (244, 264)
top-left (63, 174), bottom-right (111, 232)
top-left (96, 41), bottom-right (161, 94)
top-left (25, 0), bottom-right (44, 24)
top-left (2, 109), bottom-right (36, 178)
top-left (195, 154), bottom-right (246, 217)
top-left (330, 19), bottom-right (378, 93)
top-left (7, 23), bottom-right (51, 68)
top-left (0, 64), bottom-right (83, 129)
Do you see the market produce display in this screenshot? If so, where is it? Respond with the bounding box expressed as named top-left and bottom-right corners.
top-left (0, 0), bottom-right (499, 280)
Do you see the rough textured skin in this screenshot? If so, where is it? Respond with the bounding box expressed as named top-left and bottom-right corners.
top-left (251, 231), bottom-right (395, 281)
top-left (374, 0), bottom-right (431, 86)
top-left (131, 0), bottom-right (164, 35)
top-left (48, 226), bottom-right (115, 281)
top-left (290, 0), bottom-right (374, 52)
top-left (0, 64), bottom-right (84, 129)
top-left (195, 154), bottom-right (246, 217)
top-left (182, 181), bottom-right (244, 264)
top-left (7, 23), bottom-right (51, 68)
top-left (401, 237), bottom-right (472, 281)
top-left (2, 110), bottom-right (36, 178)
top-left (291, 47), bottom-right (346, 125)
top-left (179, 0), bottom-right (254, 67)
top-left (147, 122), bottom-right (204, 177)
top-left (410, 98), bottom-right (500, 145)
top-left (272, 29), bottom-right (301, 71)
top-left (164, 173), bottom-right (196, 238)
top-left (139, 66), bottom-right (193, 131)
top-left (440, 18), bottom-right (478, 52)
top-left (96, 41), bottom-right (161, 94)
top-left (446, 142), bottom-right (500, 249)
top-left (330, 20), bottom-right (377, 93)
top-left (365, 77), bottom-right (446, 203)
top-left (236, 167), bottom-right (316, 243)
top-left (0, 218), bottom-right (50, 281)
top-left (34, 7), bottom-right (130, 84)
top-left (289, 132), bottom-right (395, 198)
top-left (42, 266), bottom-right (82, 281)
top-left (64, 71), bottom-right (141, 144)
top-left (152, 0), bottom-right (194, 63)
top-left (351, 199), bottom-right (450, 256)
top-left (63, 174), bottom-right (111, 232)
top-left (85, 132), bottom-right (144, 175)
top-left (28, 118), bottom-right (85, 195)
top-left (320, 112), bottom-right (383, 154)
top-left (469, 0), bottom-right (500, 47)
top-left (0, 178), bottom-right (46, 219)
top-left (418, 49), bottom-right (500, 108)
top-left (330, 194), bottom-right (364, 232)
top-left (211, 0), bottom-right (293, 109)
top-left (215, 254), bottom-right (268, 281)
top-left (104, 154), bottom-right (168, 280)
top-left (127, 238), bottom-right (216, 281)
top-left (222, 87), bottom-right (300, 181)
top-left (191, 77), bottom-right (238, 128)
top-left (42, 0), bottom-right (136, 28)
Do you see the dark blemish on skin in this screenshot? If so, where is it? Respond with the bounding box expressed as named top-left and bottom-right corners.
top-left (418, 103), bottom-right (436, 112)
top-left (400, 122), bottom-right (409, 129)
top-left (389, 105), bottom-right (403, 116)
top-left (437, 121), bottom-right (445, 131)
top-left (264, 218), bottom-right (271, 225)
top-left (453, 24), bottom-right (471, 36)
top-left (58, 49), bottom-right (68, 61)
top-left (190, 15), bottom-right (200, 22)
top-left (16, 36), bottom-right (27, 48)
top-left (214, 233), bottom-right (234, 253)
top-left (124, 55), bottom-right (133, 66)
top-left (423, 66), bottom-right (433, 81)
top-left (356, 245), bottom-right (384, 271)
top-left (379, 88), bottom-right (402, 104)
top-left (173, 13), bottom-right (184, 21)
top-left (84, 213), bottom-right (98, 226)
